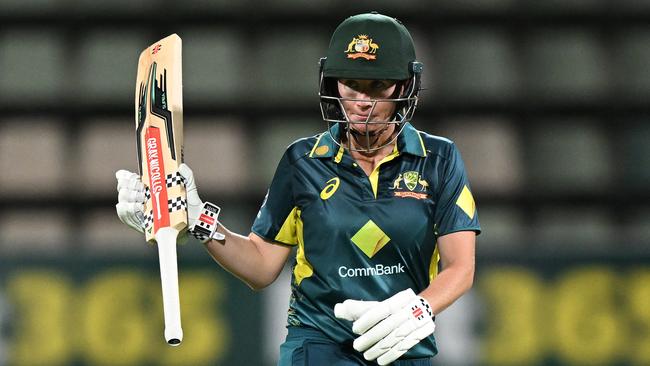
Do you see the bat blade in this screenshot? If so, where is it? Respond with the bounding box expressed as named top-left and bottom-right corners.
top-left (135, 33), bottom-right (186, 346)
top-left (136, 33), bottom-right (186, 240)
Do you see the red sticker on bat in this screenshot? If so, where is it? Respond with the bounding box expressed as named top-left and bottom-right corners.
top-left (199, 214), bottom-right (215, 226)
top-left (145, 127), bottom-right (169, 232)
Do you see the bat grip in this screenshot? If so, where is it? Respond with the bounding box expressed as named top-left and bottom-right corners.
top-left (156, 227), bottom-right (183, 346)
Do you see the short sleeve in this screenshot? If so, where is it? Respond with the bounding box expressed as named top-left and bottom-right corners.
top-left (251, 150), bottom-right (299, 246)
top-left (434, 143), bottom-right (481, 237)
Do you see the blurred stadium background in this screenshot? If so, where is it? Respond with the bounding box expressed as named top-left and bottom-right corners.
top-left (1, 0), bottom-right (650, 365)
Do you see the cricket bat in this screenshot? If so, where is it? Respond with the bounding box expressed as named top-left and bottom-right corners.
top-left (135, 34), bottom-right (186, 346)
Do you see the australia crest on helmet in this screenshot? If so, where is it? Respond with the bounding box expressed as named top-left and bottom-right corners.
top-left (345, 35), bottom-right (379, 60)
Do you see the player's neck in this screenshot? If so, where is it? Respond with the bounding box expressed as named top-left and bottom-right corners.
top-left (348, 137), bottom-right (396, 176)
top-left (344, 123), bottom-right (395, 151)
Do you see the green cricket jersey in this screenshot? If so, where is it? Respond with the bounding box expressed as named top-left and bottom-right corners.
top-left (252, 122), bottom-right (481, 359)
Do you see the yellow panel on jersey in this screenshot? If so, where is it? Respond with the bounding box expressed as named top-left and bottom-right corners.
top-left (275, 206), bottom-right (300, 246)
top-left (456, 185), bottom-right (476, 219)
top-left (334, 145), bottom-right (344, 163)
top-left (275, 207), bottom-right (312, 285)
top-left (292, 210), bottom-right (313, 285)
top-left (429, 245), bottom-right (440, 283)
top-left (369, 145), bottom-right (400, 198)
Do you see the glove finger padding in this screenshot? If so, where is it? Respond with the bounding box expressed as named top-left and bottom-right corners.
top-left (118, 186), bottom-right (145, 204)
top-left (361, 306), bottom-right (430, 360)
top-left (352, 289), bottom-right (416, 335)
top-left (354, 310), bottom-right (410, 352)
top-left (116, 170), bottom-right (141, 191)
top-left (178, 163), bottom-right (204, 228)
top-left (178, 163), bottom-right (201, 205)
top-left (115, 169), bottom-right (147, 234)
top-left (334, 300), bottom-right (379, 321)
top-left (375, 322), bottom-right (435, 366)
top-left (115, 169), bottom-right (137, 181)
top-left (362, 322), bottom-right (412, 361)
top-left (115, 201), bottom-right (145, 234)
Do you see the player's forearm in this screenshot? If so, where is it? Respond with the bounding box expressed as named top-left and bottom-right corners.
top-left (202, 226), bottom-right (284, 290)
top-left (419, 261), bottom-right (474, 316)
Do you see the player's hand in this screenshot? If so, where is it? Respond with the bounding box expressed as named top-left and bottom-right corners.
top-left (334, 289), bottom-right (435, 365)
top-left (115, 170), bottom-right (146, 234)
top-left (178, 164), bottom-right (225, 242)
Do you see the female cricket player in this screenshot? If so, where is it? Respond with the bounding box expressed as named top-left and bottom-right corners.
top-left (116, 12), bottom-right (480, 366)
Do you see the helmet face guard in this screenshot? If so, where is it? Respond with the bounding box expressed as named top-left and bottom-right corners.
top-left (318, 59), bottom-right (422, 152)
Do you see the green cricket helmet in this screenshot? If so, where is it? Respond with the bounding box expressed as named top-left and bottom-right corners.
top-left (319, 12), bottom-right (423, 152)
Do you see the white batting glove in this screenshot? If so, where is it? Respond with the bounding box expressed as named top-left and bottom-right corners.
top-left (115, 170), bottom-right (146, 233)
top-left (115, 164), bottom-right (224, 242)
top-left (177, 164), bottom-right (225, 242)
top-left (334, 289), bottom-right (435, 365)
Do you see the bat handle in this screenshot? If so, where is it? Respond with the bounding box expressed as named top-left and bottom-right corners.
top-left (155, 227), bottom-right (183, 346)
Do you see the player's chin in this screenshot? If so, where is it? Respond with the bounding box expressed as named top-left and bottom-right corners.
top-left (350, 128), bottom-right (379, 139)
top-left (349, 120), bottom-right (389, 133)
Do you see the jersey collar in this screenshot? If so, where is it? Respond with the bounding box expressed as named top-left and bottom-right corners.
top-left (397, 122), bottom-right (428, 157)
top-left (309, 122), bottom-right (427, 159)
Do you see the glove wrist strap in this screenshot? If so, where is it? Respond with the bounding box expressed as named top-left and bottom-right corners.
top-left (416, 296), bottom-right (434, 319)
top-left (189, 201), bottom-right (225, 242)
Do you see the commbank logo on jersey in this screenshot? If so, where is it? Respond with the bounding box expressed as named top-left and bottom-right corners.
top-left (350, 219), bottom-right (390, 258)
top-left (345, 35), bottom-right (379, 60)
top-left (338, 263), bottom-right (404, 278)
top-left (391, 171), bottom-right (429, 200)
